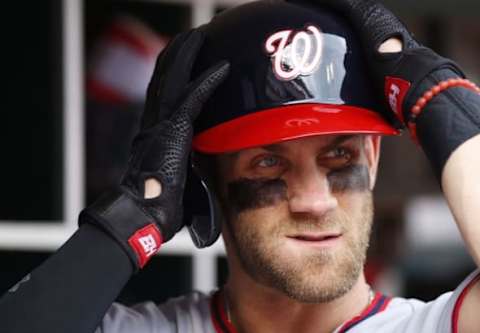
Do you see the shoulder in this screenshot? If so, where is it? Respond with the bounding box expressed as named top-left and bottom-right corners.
top-left (340, 270), bottom-right (479, 333)
top-left (157, 291), bottom-right (213, 326)
top-left (97, 291), bottom-right (215, 333)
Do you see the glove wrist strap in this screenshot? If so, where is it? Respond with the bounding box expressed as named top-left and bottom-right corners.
top-left (408, 78), bottom-right (480, 143)
top-left (79, 187), bottom-right (163, 270)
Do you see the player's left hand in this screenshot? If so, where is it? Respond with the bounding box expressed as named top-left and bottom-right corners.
top-left (289, 0), bottom-right (465, 128)
top-left (289, 0), bottom-right (480, 181)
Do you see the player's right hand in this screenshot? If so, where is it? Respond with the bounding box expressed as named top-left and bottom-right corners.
top-left (79, 29), bottom-right (230, 270)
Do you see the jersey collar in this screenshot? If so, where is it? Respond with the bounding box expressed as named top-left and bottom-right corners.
top-left (210, 290), bottom-right (391, 333)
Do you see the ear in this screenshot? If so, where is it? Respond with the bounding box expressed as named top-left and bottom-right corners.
top-left (364, 135), bottom-right (382, 190)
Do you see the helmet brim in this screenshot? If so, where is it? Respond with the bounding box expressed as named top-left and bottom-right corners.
top-left (192, 103), bottom-right (400, 154)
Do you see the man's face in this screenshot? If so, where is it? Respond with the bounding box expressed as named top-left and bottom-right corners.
top-left (216, 134), bottom-right (380, 303)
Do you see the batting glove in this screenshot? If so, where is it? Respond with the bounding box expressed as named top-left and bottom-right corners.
top-left (288, 0), bottom-right (480, 180)
top-left (80, 29), bottom-right (230, 270)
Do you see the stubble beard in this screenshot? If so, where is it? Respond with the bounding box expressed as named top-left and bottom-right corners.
top-left (226, 192), bottom-right (374, 303)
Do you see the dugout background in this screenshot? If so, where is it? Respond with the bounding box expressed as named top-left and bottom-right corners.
top-left (1, 0), bottom-right (479, 306)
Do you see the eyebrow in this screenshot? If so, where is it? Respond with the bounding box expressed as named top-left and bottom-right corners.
top-left (261, 135), bottom-right (358, 154)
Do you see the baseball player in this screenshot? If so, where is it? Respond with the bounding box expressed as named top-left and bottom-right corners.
top-left (1, 1), bottom-right (479, 332)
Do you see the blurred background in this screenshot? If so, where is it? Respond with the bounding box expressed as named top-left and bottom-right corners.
top-left (1, 0), bottom-right (479, 306)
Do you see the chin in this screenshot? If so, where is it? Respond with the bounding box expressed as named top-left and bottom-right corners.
top-left (279, 257), bottom-right (362, 303)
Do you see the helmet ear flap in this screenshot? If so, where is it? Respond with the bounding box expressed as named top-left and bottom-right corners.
top-left (184, 153), bottom-right (223, 248)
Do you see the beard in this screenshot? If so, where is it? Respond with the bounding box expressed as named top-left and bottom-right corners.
top-left (225, 191), bottom-right (374, 303)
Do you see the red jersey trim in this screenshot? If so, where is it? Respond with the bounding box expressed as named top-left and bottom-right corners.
top-left (452, 273), bottom-right (480, 333)
top-left (337, 292), bottom-right (392, 333)
top-left (210, 290), bottom-right (391, 333)
top-left (210, 291), bottom-right (238, 333)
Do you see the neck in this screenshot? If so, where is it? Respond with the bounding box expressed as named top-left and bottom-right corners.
top-left (224, 265), bottom-right (372, 333)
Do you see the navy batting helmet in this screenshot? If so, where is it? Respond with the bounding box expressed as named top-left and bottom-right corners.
top-left (185, 0), bottom-right (399, 247)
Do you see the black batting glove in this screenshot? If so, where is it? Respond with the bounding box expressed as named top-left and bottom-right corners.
top-left (80, 29), bottom-right (230, 270)
top-left (289, 0), bottom-right (480, 181)
top-left (289, 0), bottom-right (464, 125)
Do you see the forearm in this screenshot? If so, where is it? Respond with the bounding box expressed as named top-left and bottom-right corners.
top-left (415, 69), bottom-right (480, 266)
top-left (442, 134), bottom-right (480, 266)
top-left (443, 136), bottom-right (480, 333)
top-left (406, 36), bottom-right (480, 333)
top-left (0, 224), bottom-right (133, 333)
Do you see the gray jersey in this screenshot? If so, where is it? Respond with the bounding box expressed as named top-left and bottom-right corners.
top-left (96, 270), bottom-right (479, 333)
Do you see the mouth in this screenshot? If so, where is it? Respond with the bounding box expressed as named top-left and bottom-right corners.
top-left (286, 232), bottom-right (342, 247)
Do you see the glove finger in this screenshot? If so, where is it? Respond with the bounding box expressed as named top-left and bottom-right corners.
top-left (156, 32), bottom-right (194, 82)
top-left (142, 32), bottom-right (191, 128)
top-left (289, 0), bottom-right (418, 51)
top-left (176, 29), bottom-right (206, 81)
top-left (339, 0), bottom-right (418, 51)
top-left (177, 61), bottom-right (230, 123)
top-left (146, 32), bottom-right (190, 102)
top-left (162, 30), bottom-right (206, 108)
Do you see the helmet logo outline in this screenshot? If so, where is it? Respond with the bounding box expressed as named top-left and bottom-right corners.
top-left (265, 25), bottom-right (323, 81)
top-left (285, 118), bottom-right (320, 127)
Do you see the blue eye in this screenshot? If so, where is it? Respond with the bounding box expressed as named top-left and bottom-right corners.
top-left (257, 156), bottom-right (279, 167)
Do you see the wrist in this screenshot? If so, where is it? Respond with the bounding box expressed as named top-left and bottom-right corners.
top-left (408, 78), bottom-right (479, 143)
top-left (412, 69), bottom-right (480, 182)
top-left (383, 48), bottom-right (464, 126)
top-left (79, 187), bottom-right (163, 271)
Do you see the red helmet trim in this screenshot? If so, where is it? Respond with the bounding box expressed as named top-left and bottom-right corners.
top-left (192, 103), bottom-right (400, 153)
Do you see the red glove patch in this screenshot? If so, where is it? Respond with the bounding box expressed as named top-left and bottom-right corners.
top-left (128, 223), bottom-right (163, 268)
top-left (385, 76), bottom-right (411, 124)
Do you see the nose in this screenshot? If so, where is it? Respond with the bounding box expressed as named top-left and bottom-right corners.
top-left (287, 164), bottom-right (337, 217)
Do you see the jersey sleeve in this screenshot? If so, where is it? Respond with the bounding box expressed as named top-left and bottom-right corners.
top-left (96, 292), bottom-right (214, 333)
top-left (95, 302), bottom-right (174, 333)
top-left (347, 269), bottom-right (480, 333)
top-left (438, 269), bottom-right (480, 333)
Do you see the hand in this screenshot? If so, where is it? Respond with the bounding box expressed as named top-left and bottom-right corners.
top-left (290, 0), bottom-right (479, 181)
top-left (80, 29), bottom-right (230, 270)
top-left (288, 0), bottom-right (464, 127)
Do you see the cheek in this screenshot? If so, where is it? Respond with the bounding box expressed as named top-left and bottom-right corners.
top-left (337, 192), bottom-right (374, 241)
top-left (226, 178), bottom-right (288, 214)
top-left (327, 164), bottom-right (370, 192)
